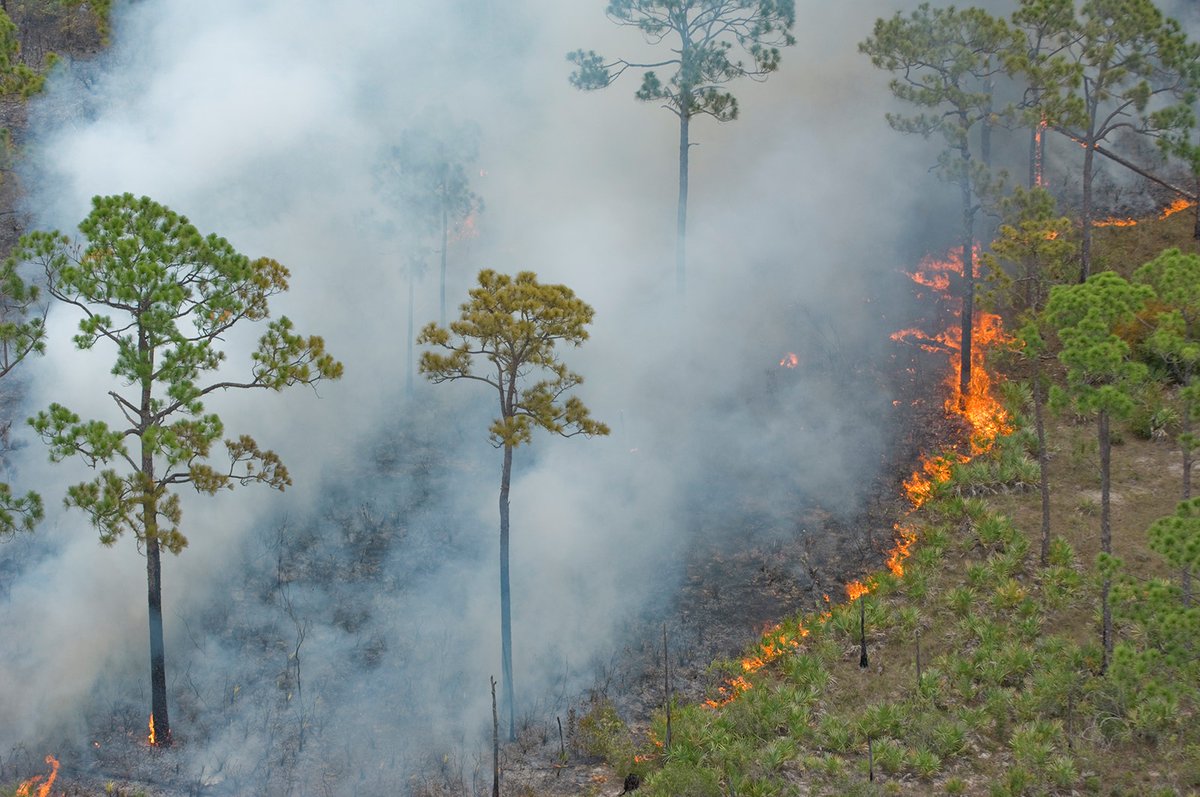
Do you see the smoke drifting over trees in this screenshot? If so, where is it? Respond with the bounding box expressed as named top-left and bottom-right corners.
top-left (7, 0), bottom-right (1178, 791)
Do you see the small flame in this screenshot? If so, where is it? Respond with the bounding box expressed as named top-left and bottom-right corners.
top-left (16, 755), bottom-right (59, 797)
top-left (846, 580), bottom-right (871, 601)
top-left (779, 352), bottom-right (799, 368)
top-left (451, 212), bottom-right (479, 243)
top-left (1160, 198), bottom-right (1196, 219)
top-left (1033, 118), bottom-right (1046, 188)
top-left (148, 714), bottom-right (156, 746)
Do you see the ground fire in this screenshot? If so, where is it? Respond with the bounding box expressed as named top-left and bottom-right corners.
top-left (15, 755), bottom-right (59, 797)
top-left (705, 246), bottom-right (1012, 709)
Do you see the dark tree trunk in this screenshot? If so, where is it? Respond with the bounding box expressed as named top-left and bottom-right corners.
top-left (142, 336), bottom-right (170, 746)
top-left (1184, 405), bottom-right (1193, 501)
top-left (1081, 142), bottom-right (1096, 283)
top-left (1099, 409), bottom-right (1113, 671)
top-left (1035, 362), bottom-right (1052, 566)
top-left (959, 162), bottom-right (975, 401)
top-left (491, 676), bottom-right (500, 797)
top-left (676, 112), bottom-right (689, 297)
top-left (147, 531), bottom-right (170, 746)
top-left (663, 624), bottom-right (672, 752)
top-left (1194, 181), bottom-right (1200, 241)
top-left (1183, 402), bottom-right (1193, 605)
top-left (1030, 120), bottom-right (1046, 189)
top-left (499, 442), bottom-right (515, 741)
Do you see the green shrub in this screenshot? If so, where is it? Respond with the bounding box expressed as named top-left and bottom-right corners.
top-left (818, 714), bottom-right (855, 753)
top-left (576, 698), bottom-right (634, 767)
top-left (644, 765), bottom-right (723, 797)
top-left (907, 746), bottom-right (941, 780)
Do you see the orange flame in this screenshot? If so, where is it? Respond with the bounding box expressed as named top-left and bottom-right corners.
top-left (705, 246), bottom-right (1011, 711)
top-left (451, 212), bottom-right (479, 243)
top-left (1033, 118), bottom-right (1046, 188)
top-left (846, 580), bottom-right (871, 601)
top-left (1160, 197), bottom-right (1196, 220)
top-left (16, 755), bottom-right (59, 797)
top-left (779, 352), bottom-right (799, 368)
top-left (148, 714), bottom-right (156, 746)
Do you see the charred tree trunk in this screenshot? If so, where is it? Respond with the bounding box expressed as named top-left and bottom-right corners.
top-left (1029, 119), bottom-right (1046, 189)
top-left (1194, 180), bottom-right (1200, 241)
top-left (146, 530), bottom-right (170, 746)
top-left (958, 160), bottom-right (975, 401)
top-left (1035, 361), bottom-right (1052, 567)
top-left (1081, 141), bottom-right (1096, 283)
top-left (491, 676), bottom-right (500, 797)
top-left (1183, 401), bottom-right (1193, 606)
top-left (676, 111), bottom-right (689, 297)
top-left (142, 335), bottom-right (170, 747)
top-left (1099, 409), bottom-right (1113, 672)
top-left (499, 442), bottom-right (515, 741)
top-left (662, 623), bottom-right (672, 752)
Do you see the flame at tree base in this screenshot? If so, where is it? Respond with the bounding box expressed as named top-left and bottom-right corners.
top-left (16, 755), bottom-right (59, 797)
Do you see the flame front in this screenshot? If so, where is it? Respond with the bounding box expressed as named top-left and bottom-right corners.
top-left (15, 755), bottom-right (59, 797)
top-left (1160, 198), bottom-right (1195, 220)
top-left (704, 246), bottom-right (1011, 710)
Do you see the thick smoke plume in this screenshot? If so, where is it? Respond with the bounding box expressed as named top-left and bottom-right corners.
top-left (0, 0), bottom-right (973, 791)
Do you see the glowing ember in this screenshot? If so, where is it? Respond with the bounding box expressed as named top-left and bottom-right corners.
top-left (15, 755), bottom-right (59, 797)
top-left (451, 212), bottom-right (479, 242)
top-left (148, 714), bottom-right (156, 746)
top-left (1033, 118), bottom-right (1046, 187)
top-left (779, 352), bottom-right (799, 368)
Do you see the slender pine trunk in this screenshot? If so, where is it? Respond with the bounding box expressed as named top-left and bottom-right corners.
top-left (1035, 362), bottom-right (1052, 566)
top-left (959, 161), bottom-right (975, 402)
top-left (499, 442), bottom-right (515, 741)
top-left (1081, 142), bottom-right (1096, 283)
top-left (1099, 409), bottom-right (1113, 672)
top-left (142, 332), bottom-right (170, 746)
top-left (491, 676), bottom-right (500, 797)
top-left (676, 112), bottom-right (689, 297)
top-left (1183, 399), bottom-right (1193, 605)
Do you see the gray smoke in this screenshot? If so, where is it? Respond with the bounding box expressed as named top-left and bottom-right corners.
top-left (0, 0), bottom-right (958, 792)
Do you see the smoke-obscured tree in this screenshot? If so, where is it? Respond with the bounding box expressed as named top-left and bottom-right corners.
top-left (1150, 81), bottom-right (1200, 240)
top-left (1009, 0), bottom-right (1080, 189)
top-left (984, 187), bottom-right (1073, 565)
top-left (418, 270), bottom-right (609, 739)
top-left (389, 121), bottom-right (482, 325)
top-left (860, 3), bottom-right (1016, 401)
top-left (19, 193), bottom-right (343, 746)
top-left (1039, 0), bottom-right (1194, 281)
top-left (568, 0), bottom-right (795, 296)
top-left (1045, 270), bottom-right (1151, 670)
top-left (0, 255), bottom-right (44, 537)
top-left (377, 119), bottom-right (482, 392)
